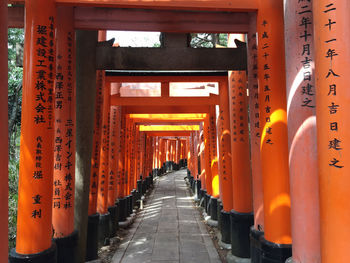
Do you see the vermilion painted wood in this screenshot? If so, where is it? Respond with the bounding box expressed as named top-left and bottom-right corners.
top-left (257, 0), bottom-right (291, 245)
top-left (16, 0), bottom-right (56, 254)
top-left (314, 1), bottom-right (350, 262)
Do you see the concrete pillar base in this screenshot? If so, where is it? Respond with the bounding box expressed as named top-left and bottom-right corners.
top-left (118, 198), bottom-right (127, 222)
top-left (54, 230), bottom-right (78, 263)
top-left (85, 213), bottom-right (99, 261)
top-left (108, 205), bottom-right (118, 237)
top-left (137, 180), bottom-right (142, 199)
top-left (260, 235), bottom-right (292, 263)
top-left (98, 212), bottom-right (110, 248)
top-left (230, 210), bottom-right (254, 258)
top-left (250, 226), bottom-right (263, 263)
top-left (9, 243), bottom-right (57, 263)
top-left (227, 251), bottom-right (251, 263)
top-left (217, 231), bottom-right (232, 250)
top-left (195, 179), bottom-right (201, 200)
top-left (220, 210), bottom-right (231, 244)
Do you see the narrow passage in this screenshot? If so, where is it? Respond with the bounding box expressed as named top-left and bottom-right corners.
top-left (112, 169), bottom-right (221, 263)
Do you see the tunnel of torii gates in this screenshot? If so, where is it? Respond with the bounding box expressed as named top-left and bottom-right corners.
top-left (1, 0), bottom-right (350, 263)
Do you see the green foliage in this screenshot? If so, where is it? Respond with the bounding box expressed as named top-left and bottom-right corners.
top-left (190, 33), bottom-right (228, 48)
top-left (8, 28), bottom-right (24, 250)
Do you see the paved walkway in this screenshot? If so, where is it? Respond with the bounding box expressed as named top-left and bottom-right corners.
top-left (112, 169), bottom-right (221, 263)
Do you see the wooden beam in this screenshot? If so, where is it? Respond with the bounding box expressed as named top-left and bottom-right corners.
top-left (139, 125), bottom-right (199, 131)
top-left (134, 121), bottom-right (201, 125)
top-left (7, 5), bottom-right (24, 28)
top-left (111, 94), bottom-right (219, 106)
top-left (106, 75), bottom-right (227, 83)
top-left (8, 6), bottom-right (251, 32)
top-left (7, 0), bottom-right (258, 11)
top-left (74, 7), bottom-right (250, 32)
top-left (97, 46), bottom-right (246, 70)
top-left (145, 131), bottom-right (191, 137)
top-left (124, 105), bottom-right (210, 114)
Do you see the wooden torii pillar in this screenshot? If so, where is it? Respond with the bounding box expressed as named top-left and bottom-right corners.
top-left (314, 2), bottom-right (350, 262)
top-left (228, 70), bottom-right (254, 260)
top-left (9, 0), bottom-right (57, 262)
top-left (284, 1), bottom-right (320, 262)
top-left (257, 0), bottom-right (292, 261)
top-left (247, 13), bottom-right (265, 262)
top-left (51, 7), bottom-right (78, 263)
top-left (85, 31), bottom-right (106, 261)
top-left (0, 2), bottom-right (8, 262)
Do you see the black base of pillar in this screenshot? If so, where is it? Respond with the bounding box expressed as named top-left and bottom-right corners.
top-left (217, 200), bottom-right (223, 231)
top-left (220, 210), bottom-right (231, 244)
top-left (131, 189), bottom-right (137, 209)
top-left (230, 210), bottom-right (254, 258)
top-left (201, 189), bottom-right (207, 208)
top-left (108, 205), bottom-right (118, 237)
top-left (210, 197), bottom-right (218, 221)
top-left (260, 235), bottom-right (292, 263)
top-left (118, 197), bottom-right (127, 222)
top-left (127, 195), bottom-right (133, 216)
top-left (9, 243), bottom-right (57, 263)
top-left (250, 226), bottom-right (264, 263)
top-left (205, 193), bottom-right (210, 214)
top-left (196, 180), bottom-right (201, 199)
top-left (137, 179), bottom-right (142, 199)
top-left (142, 180), bottom-right (147, 195)
top-left (98, 212), bottom-right (111, 248)
top-left (54, 230), bottom-right (78, 263)
top-left (85, 213), bottom-right (99, 261)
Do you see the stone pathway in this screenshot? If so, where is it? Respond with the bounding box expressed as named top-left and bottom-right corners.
top-left (112, 169), bottom-right (221, 263)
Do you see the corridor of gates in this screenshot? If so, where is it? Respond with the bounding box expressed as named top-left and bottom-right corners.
top-left (1, 0), bottom-right (350, 263)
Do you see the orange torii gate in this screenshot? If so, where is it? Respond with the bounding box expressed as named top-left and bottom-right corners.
top-left (4, 0), bottom-right (350, 263)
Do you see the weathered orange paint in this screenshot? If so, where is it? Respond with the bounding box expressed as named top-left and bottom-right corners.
top-left (247, 13), bottom-right (264, 230)
top-left (97, 81), bottom-right (111, 215)
top-left (314, 1), bottom-right (350, 262)
top-left (51, 0), bottom-right (259, 11)
top-left (208, 106), bottom-right (219, 198)
top-left (199, 129), bottom-right (206, 190)
top-left (203, 116), bottom-right (212, 195)
top-left (88, 32), bottom-right (106, 215)
top-left (107, 105), bottom-right (119, 207)
top-left (0, 1), bottom-right (8, 260)
top-left (117, 112), bottom-right (126, 198)
top-left (217, 80), bottom-right (233, 212)
top-left (257, 0), bottom-right (291, 244)
top-left (52, 6), bottom-right (76, 238)
top-left (16, 0), bottom-right (56, 254)
top-left (285, 1), bottom-right (320, 262)
top-left (228, 71), bottom-right (253, 213)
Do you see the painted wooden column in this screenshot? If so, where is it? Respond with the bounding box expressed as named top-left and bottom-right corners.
top-left (10, 0), bottom-right (57, 261)
top-left (247, 12), bottom-right (265, 262)
top-left (118, 111), bottom-right (128, 222)
top-left (217, 80), bottom-right (234, 245)
top-left (228, 70), bottom-right (254, 259)
top-left (0, 2), bottom-right (8, 262)
top-left (96, 81), bottom-right (111, 247)
top-left (199, 128), bottom-right (206, 194)
top-left (257, 0), bottom-right (292, 260)
top-left (85, 32), bottom-right (105, 261)
top-left (107, 104), bottom-right (120, 237)
top-left (203, 115), bottom-right (212, 196)
top-left (284, 1), bottom-right (320, 262)
top-left (313, 1), bottom-right (350, 262)
top-left (208, 107), bottom-right (219, 198)
top-left (51, 7), bottom-right (77, 263)
top-left (88, 70), bottom-right (104, 216)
